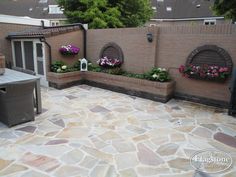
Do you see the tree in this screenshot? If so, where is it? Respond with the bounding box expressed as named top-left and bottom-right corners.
top-left (57, 0), bottom-right (123, 29)
top-left (109, 0), bottom-right (153, 27)
top-left (213, 0), bottom-right (236, 22)
top-left (57, 0), bottom-right (153, 29)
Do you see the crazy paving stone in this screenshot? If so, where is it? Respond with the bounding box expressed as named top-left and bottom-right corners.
top-left (0, 159), bottom-right (13, 171)
top-left (50, 119), bottom-right (65, 128)
top-left (53, 165), bottom-right (89, 177)
top-left (81, 146), bottom-right (113, 163)
top-left (115, 152), bottom-right (139, 170)
top-left (137, 166), bottom-right (170, 176)
top-left (0, 131), bottom-right (17, 139)
top-left (90, 137), bottom-right (108, 149)
top-left (174, 126), bottom-right (195, 133)
top-left (44, 131), bottom-right (59, 137)
top-left (112, 141), bottom-right (136, 153)
top-left (137, 143), bottom-right (164, 166)
top-left (90, 106), bottom-right (110, 113)
top-left (79, 156), bottom-right (98, 169)
top-left (90, 165), bottom-right (117, 177)
top-left (56, 128), bottom-right (90, 139)
top-left (66, 95), bottom-right (77, 100)
top-left (126, 125), bottom-right (146, 134)
top-left (200, 124), bottom-right (218, 131)
top-left (224, 171), bottom-right (236, 177)
top-left (132, 134), bottom-right (149, 142)
top-left (16, 126), bottom-right (37, 133)
top-left (60, 149), bottom-right (84, 164)
top-left (170, 133), bottom-right (185, 142)
top-left (213, 132), bottom-right (236, 148)
top-left (20, 152), bottom-right (60, 172)
top-left (21, 170), bottom-right (50, 177)
top-left (191, 127), bottom-right (212, 138)
top-left (217, 125), bottom-right (236, 137)
top-left (156, 143), bottom-right (179, 156)
top-left (119, 168), bottom-right (138, 177)
top-left (168, 158), bottom-right (193, 171)
top-left (0, 164), bottom-right (28, 176)
top-left (99, 131), bottom-right (122, 141)
top-left (45, 139), bottom-right (68, 145)
top-left (151, 136), bottom-right (169, 146)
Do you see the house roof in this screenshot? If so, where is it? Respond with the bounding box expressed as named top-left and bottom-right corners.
top-left (7, 24), bottom-right (82, 39)
top-left (0, 0), bottom-right (65, 19)
top-left (151, 0), bottom-right (222, 20)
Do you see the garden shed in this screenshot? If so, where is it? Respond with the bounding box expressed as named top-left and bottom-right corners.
top-left (6, 24), bottom-right (85, 86)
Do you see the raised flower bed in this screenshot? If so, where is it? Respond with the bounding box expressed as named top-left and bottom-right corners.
top-left (47, 70), bottom-right (175, 103)
top-left (84, 71), bottom-right (175, 103)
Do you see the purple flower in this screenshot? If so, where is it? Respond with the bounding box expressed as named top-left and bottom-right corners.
top-left (97, 56), bottom-right (122, 68)
top-left (59, 45), bottom-right (80, 55)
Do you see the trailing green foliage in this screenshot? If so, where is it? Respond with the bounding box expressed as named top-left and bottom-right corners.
top-left (57, 0), bottom-right (153, 28)
top-left (213, 0), bottom-right (236, 22)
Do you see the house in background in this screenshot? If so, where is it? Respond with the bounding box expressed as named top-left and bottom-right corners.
top-left (148, 0), bottom-right (231, 26)
top-left (0, 0), bottom-right (66, 26)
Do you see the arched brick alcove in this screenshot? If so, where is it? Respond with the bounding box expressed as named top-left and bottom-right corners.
top-left (186, 45), bottom-right (233, 72)
top-left (99, 42), bottom-right (124, 63)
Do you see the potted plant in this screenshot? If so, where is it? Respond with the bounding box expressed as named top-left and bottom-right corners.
top-left (59, 45), bottom-right (80, 56)
top-left (179, 64), bottom-right (230, 81)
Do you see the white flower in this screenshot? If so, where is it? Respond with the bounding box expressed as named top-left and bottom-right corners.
top-left (152, 73), bottom-right (159, 79)
top-left (61, 65), bottom-right (67, 70)
top-left (57, 68), bottom-right (62, 73)
top-left (161, 68), bottom-right (166, 71)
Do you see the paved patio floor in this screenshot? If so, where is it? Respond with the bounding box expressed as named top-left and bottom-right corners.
top-left (0, 85), bottom-right (236, 177)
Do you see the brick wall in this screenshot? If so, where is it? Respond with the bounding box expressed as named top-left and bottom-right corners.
top-left (0, 23), bottom-right (39, 65)
top-left (156, 24), bottom-right (236, 103)
top-left (86, 24), bottom-right (236, 104)
top-left (46, 30), bottom-right (84, 71)
top-left (87, 27), bottom-right (158, 73)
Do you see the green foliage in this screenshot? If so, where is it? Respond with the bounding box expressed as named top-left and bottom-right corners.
top-left (103, 67), bottom-right (123, 75)
top-left (213, 0), bottom-right (236, 22)
top-left (112, 0), bottom-right (153, 27)
top-left (57, 0), bottom-right (123, 29)
top-left (145, 67), bottom-right (171, 82)
top-left (51, 60), bottom-right (66, 72)
top-left (73, 60), bottom-right (81, 70)
top-left (57, 0), bottom-right (153, 28)
top-left (51, 60), bottom-right (78, 73)
top-left (122, 72), bottom-right (146, 79)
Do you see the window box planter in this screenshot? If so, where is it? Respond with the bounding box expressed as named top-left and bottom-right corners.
top-left (47, 71), bottom-right (175, 103)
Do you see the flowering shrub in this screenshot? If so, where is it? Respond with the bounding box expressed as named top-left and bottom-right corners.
top-left (179, 64), bottom-right (230, 80)
top-left (59, 45), bottom-right (80, 55)
top-left (97, 56), bottom-right (122, 68)
top-left (145, 67), bottom-right (171, 82)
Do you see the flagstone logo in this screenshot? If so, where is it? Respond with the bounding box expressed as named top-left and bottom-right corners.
top-left (190, 149), bottom-right (233, 174)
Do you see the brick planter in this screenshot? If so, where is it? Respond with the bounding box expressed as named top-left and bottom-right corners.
top-left (47, 71), bottom-right (175, 103)
top-left (47, 71), bottom-right (84, 89)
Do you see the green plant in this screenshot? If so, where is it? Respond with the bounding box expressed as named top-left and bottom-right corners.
top-left (122, 72), bottom-right (146, 79)
top-left (51, 60), bottom-right (66, 72)
top-left (57, 0), bottom-right (152, 29)
top-left (104, 67), bottom-right (123, 75)
top-left (73, 60), bottom-right (81, 70)
top-left (145, 67), bottom-right (171, 82)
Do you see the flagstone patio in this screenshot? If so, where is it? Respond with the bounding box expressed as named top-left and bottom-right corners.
top-left (0, 85), bottom-right (236, 177)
